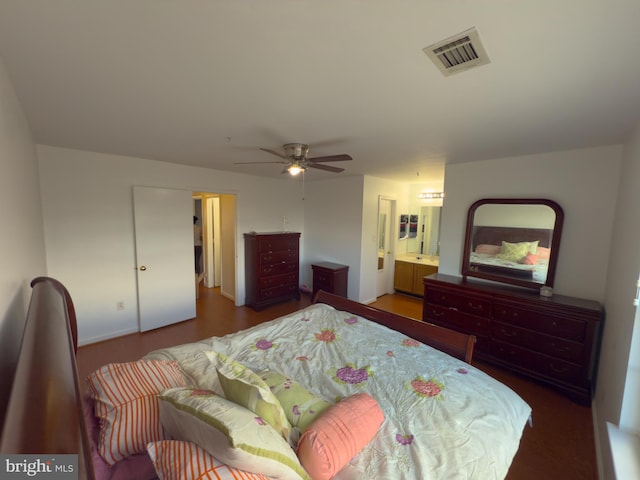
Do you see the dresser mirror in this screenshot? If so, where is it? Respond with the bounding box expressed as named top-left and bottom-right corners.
top-left (461, 198), bottom-right (564, 289)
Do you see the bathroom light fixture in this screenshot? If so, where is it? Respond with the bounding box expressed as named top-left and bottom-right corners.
top-left (418, 192), bottom-right (445, 199)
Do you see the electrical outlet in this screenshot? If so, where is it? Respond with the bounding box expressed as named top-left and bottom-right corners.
top-left (116, 301), bottom-right (125, 311)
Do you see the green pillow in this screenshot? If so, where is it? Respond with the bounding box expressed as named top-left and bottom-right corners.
top-left (158, 387), bottom-right (310, 480)
top-left (497, 241), bottom-right (531, 262)
top-left (260, 370), bottom-right (332, 432)
top-left (206, 351), bottom-right (292, 443)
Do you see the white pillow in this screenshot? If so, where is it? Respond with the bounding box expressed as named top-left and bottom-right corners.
top-left (158, 387), bottom-right (310, 480)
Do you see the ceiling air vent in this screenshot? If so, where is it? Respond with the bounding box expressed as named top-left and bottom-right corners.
top-left (423, 27), bottom-right (490, 76)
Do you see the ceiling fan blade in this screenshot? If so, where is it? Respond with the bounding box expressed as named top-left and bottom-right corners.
top-left (308, 154), bottom-right (352, 163)
top-left (260, 147), bottom-right (287, 159)
top-left (309, 163), bottom-right (345, 173)
top-left (234, 160), bottom-right (286, 165)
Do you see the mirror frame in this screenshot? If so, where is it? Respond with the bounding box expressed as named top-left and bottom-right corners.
top-left (461, 198), bottom-right (564, 290)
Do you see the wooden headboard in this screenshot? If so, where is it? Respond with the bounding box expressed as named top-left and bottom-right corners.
top-left (472, 225), bottom-right (553, 250)
top-left (0, 277), bottom-right (94, 479)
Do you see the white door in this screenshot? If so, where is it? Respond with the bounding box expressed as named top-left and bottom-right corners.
top-left (376, 196), bottom-right (395, 297)
top-left (133, 186), bottom-right (196, 331)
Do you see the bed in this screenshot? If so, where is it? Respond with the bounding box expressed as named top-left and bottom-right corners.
top-left (1, 277), bottom-right (531, 480)
top-left (468, 225), bottom-right (553, 283)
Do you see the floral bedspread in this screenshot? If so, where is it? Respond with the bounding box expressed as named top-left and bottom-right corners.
top-left (146, 303), bottom-right (531, 479)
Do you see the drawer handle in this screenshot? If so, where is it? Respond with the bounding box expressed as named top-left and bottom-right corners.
top-left (448, 307), bottom-right (459, 312)
top-left (551, 343), bottom-right (570, 353)
top-left (431, 310), bottom-right (445, 317)
top-left (500, 328), bottom-right (517, 338)
top-left (499, 309), bottom-right (518, 318)
top-left (549, 363), bottom-right (569, 373)
top-left (468, 302), bottom-right (484, 311)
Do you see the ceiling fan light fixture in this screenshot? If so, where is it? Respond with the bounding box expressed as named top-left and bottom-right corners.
top-left (288, 163), bottom-right (305, 176)
top-left (284, 143), bottom-right (309, 159)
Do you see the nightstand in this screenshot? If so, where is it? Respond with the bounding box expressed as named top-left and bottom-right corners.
top-left (312, 262), bottom-right (349, 298)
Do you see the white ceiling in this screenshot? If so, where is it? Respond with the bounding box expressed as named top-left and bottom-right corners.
top-left (0, 1), bottom-right (639, 183)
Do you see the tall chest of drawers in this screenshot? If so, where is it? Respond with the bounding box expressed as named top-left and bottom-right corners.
top-left (423, 273), bottom-right (602, 404)
top-left (244, 232), bottom-right (300, 310)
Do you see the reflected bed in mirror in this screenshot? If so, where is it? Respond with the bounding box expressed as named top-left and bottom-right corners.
top-left (461, 199), bottom-right (564, 289)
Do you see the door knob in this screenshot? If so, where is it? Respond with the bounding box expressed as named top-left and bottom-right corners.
top-left (139, 265), bottom-right (147, 271)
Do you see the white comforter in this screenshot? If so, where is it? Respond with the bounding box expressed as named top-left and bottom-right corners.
top-left (146, 303), bottom-right (531, 479)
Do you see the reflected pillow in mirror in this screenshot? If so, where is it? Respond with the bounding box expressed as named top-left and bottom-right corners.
top-left (537, 246), bottom-right (551, 259)
top-left (521, 253), bottom-right (540, 265)
top-left (498, 241), bottom-right (531, 262)
top-left (475, 244), bottom-right (502, 255)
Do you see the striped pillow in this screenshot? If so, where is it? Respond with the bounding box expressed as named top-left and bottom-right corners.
top-left (86, 360), bottom-right (187, 465)
top-left (147, 440), bottom-right (270, 480)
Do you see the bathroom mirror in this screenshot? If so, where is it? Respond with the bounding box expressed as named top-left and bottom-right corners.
top-left (406, 207), bottom-right (441, 256)
top-left (461, 198), bottom-right (564, 289)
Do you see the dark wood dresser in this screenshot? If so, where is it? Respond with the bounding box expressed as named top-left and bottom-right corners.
top-left (423, 273), bottom-right (602, 404)
top-left (244, 232), bottom-right (300, 310)
top-left (312, 262), bottom-right (349, 297)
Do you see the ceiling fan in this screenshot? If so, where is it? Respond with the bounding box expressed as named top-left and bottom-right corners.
top-left (234, 143), bottom-right (352, 176)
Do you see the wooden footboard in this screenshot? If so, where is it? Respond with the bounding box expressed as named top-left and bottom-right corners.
top-left (0, 277), bottom-right (94, 479)
top-left (312, 290), bottom-right (476, 363)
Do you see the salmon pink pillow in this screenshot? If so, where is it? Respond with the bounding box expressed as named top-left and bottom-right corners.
top-left (296, 393), bottom-right (384, 480)
top-left (537, 246), bottom-right (551, 259)
top-left (521, 253), bottom-right (540, 265)
top-left (475, 244), bottom-right (501, 255)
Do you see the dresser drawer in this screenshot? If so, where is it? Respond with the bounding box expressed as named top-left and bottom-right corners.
top-left (489, 339), bottom-right (584, 385)
top-left (258, 237), bottom-right (299, 253)
top-left (258, 282), bottom-right (299, 301)
top-left (259, 261), bottom-right (298, 276)
top-left (314, 270), bottom-right (333, 287)
top-left (425, 286), bottom-right (491, 317)
top-left (493, 302), bottom-right (586, 341)
top-left (258, 272), bottom-right (298, 289)
top-left (491, 321), bottom-right (584, 363)
top-left (424, 302), bottom-right (490, 336)
top-left (260, 250), bottom-right (298, 264)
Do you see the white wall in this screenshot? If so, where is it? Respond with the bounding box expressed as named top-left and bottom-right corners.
top-left (596, 123), bottom-right (640, 480)
top-left (0, 55), bottom-right (47, 428)
top-left (300, 175), bottom-right (409, 304)
top-left (439, 145), bottom-right (622, 301)
top-left (361, 176), bottom-right (409, 303)
top-left (301, 176), bottom-right (365, 300)
top-left (37, 145), bottom-right (304, 344)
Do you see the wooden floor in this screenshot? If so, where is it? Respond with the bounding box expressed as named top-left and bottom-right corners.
top-left (77, 287), bottom-right (598, 480)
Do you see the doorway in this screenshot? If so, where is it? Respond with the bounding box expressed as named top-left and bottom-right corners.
top-left (193, 192), bottom-right (237, 302)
